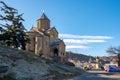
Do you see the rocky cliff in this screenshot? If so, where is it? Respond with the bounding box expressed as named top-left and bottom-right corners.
top-left (0, 45), bottom-right (83, 80)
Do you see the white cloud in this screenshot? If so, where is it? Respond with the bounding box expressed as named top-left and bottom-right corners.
top-left (59, 33), bottom-right (113, 50)
top-left (66, 45), bottom-right (88, 49)
top-left (64, 39), bottom-right (106, 44)
top-left (59, 34), bottom-right (113, 39)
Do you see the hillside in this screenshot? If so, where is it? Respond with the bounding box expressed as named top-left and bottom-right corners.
top-left (66, 52), bottom-right (96, 62)
top-left (0, 45), bottom-right (84, 80)
top-left (66, 52), bottom-right (112, 65)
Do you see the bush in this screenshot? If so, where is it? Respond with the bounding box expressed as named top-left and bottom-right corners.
top-left (0, 73), bottom-right (16, 80)
top-left (37, 49), bottom-right (43, 57)
top-left (65, 62), bottom-right (75, 66)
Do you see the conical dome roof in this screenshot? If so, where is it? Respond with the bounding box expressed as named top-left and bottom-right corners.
top-left (38, 12), bottom-right (50, 20)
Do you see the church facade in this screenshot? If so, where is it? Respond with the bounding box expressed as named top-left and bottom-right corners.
top-left (26, 12), bottom-right (66, 62)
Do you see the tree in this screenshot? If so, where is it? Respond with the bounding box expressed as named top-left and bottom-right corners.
top-left (106, 46), bottom-right (120, 66)
top-left (0, 1), bottom-right (29, 49)
top-left (37, 48), bottom-right (43, 57)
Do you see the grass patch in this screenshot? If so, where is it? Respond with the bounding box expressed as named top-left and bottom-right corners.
top-left (15, 50), bottom-right (38, 62)
top-left (48, 70), bottom-right (65, 80)
top-left (0, 73), bottom-right (16, 80)
top-left (45, 59), bottom-right (54, 64)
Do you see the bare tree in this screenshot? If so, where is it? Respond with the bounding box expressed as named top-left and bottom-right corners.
top-left (106, 46), bottom-right (120, 66)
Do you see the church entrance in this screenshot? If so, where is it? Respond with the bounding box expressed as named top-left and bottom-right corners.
top-left (53, 48), bottom-right (58, 56)
top-left (52, 48), bottom-right (60, 62)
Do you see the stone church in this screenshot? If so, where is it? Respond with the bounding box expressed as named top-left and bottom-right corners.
top-left (26, 12), bottom-right (66, 62)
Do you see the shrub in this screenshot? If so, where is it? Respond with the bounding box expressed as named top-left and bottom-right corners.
top-left (65, 62), bottom-right (75, 66)
top-left (37, 49), bottom-right (43, 57)
top-left (0, 73), bottom-right (16, 80)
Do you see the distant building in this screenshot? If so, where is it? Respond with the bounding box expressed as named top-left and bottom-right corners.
top-left (95, 57), bottom-right (101, 69)
top-left (26, 12), bottom-right (66, 62)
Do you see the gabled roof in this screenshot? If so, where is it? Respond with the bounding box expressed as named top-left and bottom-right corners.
top-left (60, 40), bottom-right (66, 46)
top-left (50, 39), bottom-right (66, 47)
top-left (32, 27), bottom-right (44, 35)
top-left (50, 40), bottom-right (62, 46)
top-left (27, 26), bottom-right (50, 37)
top-left (50, 27), bottom-right (58, 34)
top-left (26, 26), bottom-right (36, 33)
top-left (38, 12), bottom-right (50, 21)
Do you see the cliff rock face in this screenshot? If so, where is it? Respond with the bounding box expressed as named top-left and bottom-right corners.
top-left (0, 45), bottom-right (49, 80)
top-left (0, 45), bottom-right (83, 80)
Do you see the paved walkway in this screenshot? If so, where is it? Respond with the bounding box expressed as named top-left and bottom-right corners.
top-left (64, 71), bottom-right (120, 80)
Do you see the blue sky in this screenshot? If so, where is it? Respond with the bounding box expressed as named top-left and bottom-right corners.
top-left (0, 0), bottom-right (120, 56)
